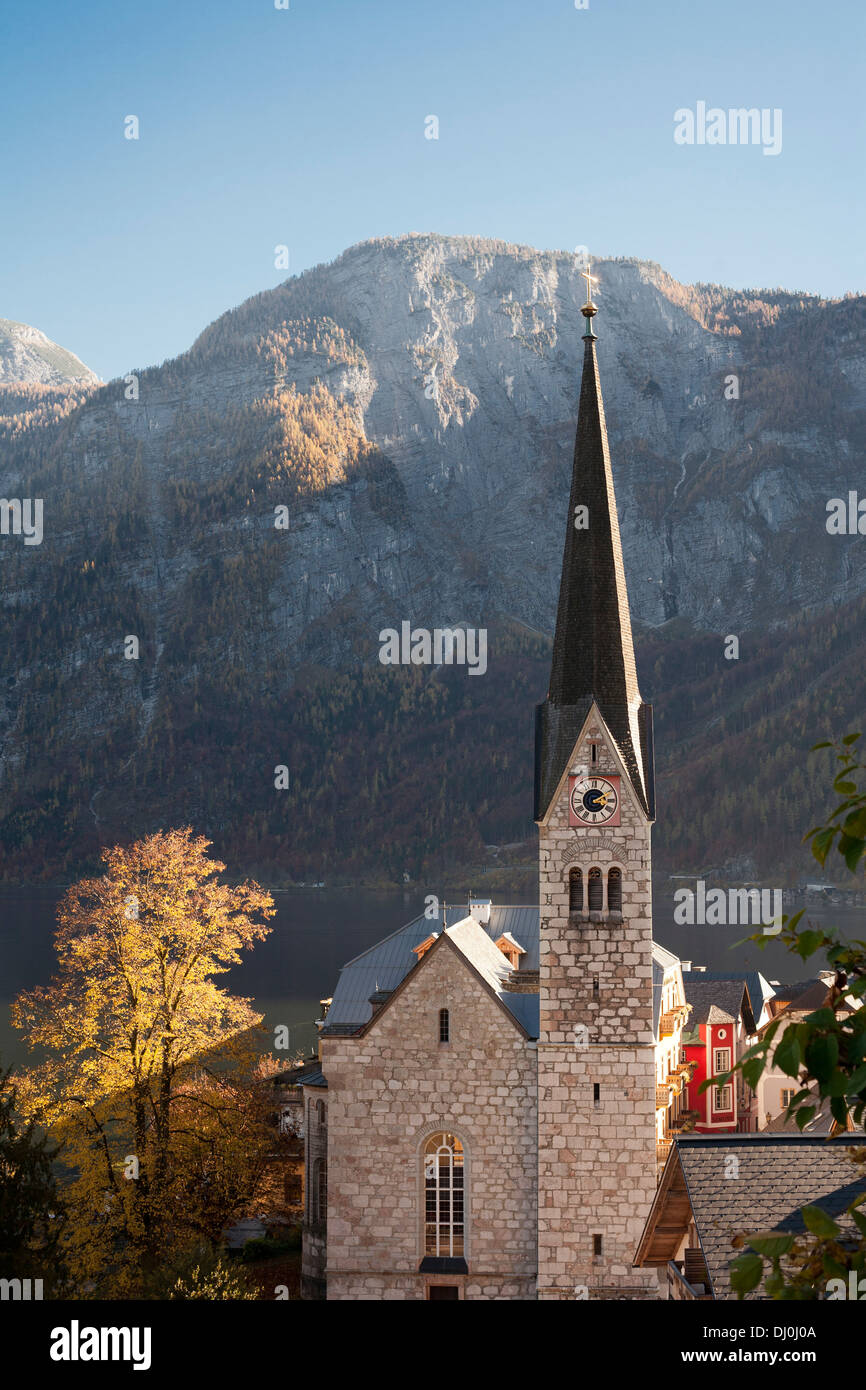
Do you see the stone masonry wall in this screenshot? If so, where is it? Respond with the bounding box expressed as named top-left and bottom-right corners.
top-left (538, 716), bottom-right (659, 1299)
top-left (322, 938), bottom-right (537, 1300)
top-left (301, 1086), bottom-right (328, 1300)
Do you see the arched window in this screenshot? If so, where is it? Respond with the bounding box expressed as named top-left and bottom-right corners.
top-left (608, 867), bottom-right (622, 913)
top-left (424, 1133), bottom-right (464, 1256)
top-left (588, 867), bottom-right (603, 912)
top-left (569, 868), bottom-right (583, 912)
top-left (439, 1008), bottom-right (450, 1043)
top-left (316, 1099), bottom-right (325, 1125)
top-left (317, 1159), bottom-right (327, 1224)
top-left (310, 1158), bottom-right (327, 1224)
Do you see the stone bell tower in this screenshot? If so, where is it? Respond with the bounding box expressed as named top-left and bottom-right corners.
top-left (535, 272), bottom-right (658, 1299)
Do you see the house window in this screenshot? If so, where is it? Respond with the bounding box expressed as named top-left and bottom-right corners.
top-left (607, 867), bottom-right (622, 913)
top-left (439, 1008), bottom-right (450, 1043)
top-left (592, 1234), bottom-right (603, 1257)
top-left (592, 975), bottom-right (599, 996)
top-left (713, 1048), bottom-right (731, 1075)
top-left (593, 1083), bottom-right (600, 1107)
top-left (424, 1133), bottom-right (464, 1257)
top-left (588, 868), bottom-right (603, 912)
top-left (590, 743), bottom-right (598, 765)
top-left (712, 1086), bottom-right (733, 1112)
top-left (569, 868), bottom-right (583, 912)
top-left (781, 1088), bottom-right (796, 1109)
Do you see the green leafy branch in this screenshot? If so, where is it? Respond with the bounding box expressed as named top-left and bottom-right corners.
top-left (730, 1156), bottom-right (866, 1299)
top-left (714, 735), bottom-right (866, 1298)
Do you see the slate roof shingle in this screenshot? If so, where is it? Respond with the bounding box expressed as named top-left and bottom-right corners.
top-left (675, 1135), bottom-right (866, 1299)
top-left (681, 978), bottom-right (756, 1035)
top-left (682, 970), bottom-right (772, 1029)
top-left (537, 334), bottom-right (653, 821)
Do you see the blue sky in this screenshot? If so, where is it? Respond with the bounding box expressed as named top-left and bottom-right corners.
top-left (2, 0), bottom-right (863, 380)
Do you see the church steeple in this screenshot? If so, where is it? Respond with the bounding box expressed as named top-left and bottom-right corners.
top-left (535, 274), bottom-right (654, 821)
top-left (535, 267), bottom-right (659, 1301)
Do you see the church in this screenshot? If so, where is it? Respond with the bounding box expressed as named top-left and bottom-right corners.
top-left (300, 280), bottom-right (691, 1300)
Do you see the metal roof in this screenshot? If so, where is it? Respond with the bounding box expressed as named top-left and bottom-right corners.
top-left (323, 906), bottom-right (541, 1037)
top-left (323, 905), bottom-right (680, 1042)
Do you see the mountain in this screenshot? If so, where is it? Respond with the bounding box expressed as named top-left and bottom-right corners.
top-left (0, 318), bottom-right (99, 386)
top-left (0, 234), bottom-right (864, 885)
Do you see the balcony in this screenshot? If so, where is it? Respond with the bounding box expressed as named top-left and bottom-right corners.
top-left (656, 1084), bottom-right (670, 1109)
top-left (660, 1004), bottom-right (692, 1036)
top-left (667, 1258), bottom-right (712, 1301)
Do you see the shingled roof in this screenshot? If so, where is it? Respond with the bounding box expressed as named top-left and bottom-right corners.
top-left (636, 1135), bottom-right (866, 1298)
top-left (682, 970), bottom-right (772, 1028)
top-left (535, 321), bottom-right (654, 821)
top-left (682, 977), bottom-right (756, 1036)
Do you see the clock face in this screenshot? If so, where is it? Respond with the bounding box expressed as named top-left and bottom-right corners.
top-left (568, 774), bottom-right (620, 827)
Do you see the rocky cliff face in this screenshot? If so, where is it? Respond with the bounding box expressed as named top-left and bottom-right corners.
top-left (1, 235), bottom-right (864, 882)
top-left (183, 235), bottom-right (866, 649)
top-left (0, 318), bottom-right (99, 385)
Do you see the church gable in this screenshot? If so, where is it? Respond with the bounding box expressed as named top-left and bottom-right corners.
top-left (359, 922), bottom-right (532, 1047)
top-left (541, 703), bottom-right (648, 832)
top-left (320, 918), bottom-right (538, 1299)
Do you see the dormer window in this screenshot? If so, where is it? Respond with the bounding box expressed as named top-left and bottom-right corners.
top-left (494, 933), bottom-right (526, 969)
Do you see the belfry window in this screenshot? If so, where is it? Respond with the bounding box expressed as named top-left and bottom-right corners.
top-left (588, 867), bottom-right (603, 912)
top-left (608, 867), bottom-right (622, 913)
top-left (424, 1133), bottom-right (464, 1257)
top-left (439, 1008), bottom-right (450, 1043)
top-left (569, 868), bottom-right (583, 912)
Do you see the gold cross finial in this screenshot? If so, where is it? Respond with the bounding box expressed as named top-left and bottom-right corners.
top-left (581, 261), bottom-right (599, 306)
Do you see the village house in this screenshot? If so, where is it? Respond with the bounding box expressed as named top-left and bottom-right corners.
top-left (755, 978), bottom-right (857, 1133)
top-left (680, 974), bottom-right (758, 1133)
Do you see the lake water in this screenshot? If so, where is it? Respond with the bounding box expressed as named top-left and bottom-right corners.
top-left (1, 883), bottom-right (862, 1068)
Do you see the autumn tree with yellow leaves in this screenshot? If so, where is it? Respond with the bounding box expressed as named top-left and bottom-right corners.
top-left (11, 828), bottom-right (277, 1296)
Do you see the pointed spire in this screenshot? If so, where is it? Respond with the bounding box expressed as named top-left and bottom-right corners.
top-left (535, 285), bottom-right (654, 820)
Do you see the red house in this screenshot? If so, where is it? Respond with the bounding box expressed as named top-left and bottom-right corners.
top-left (680, 978), bottom-right (757, 1132)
